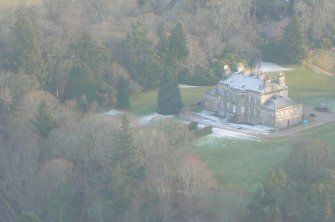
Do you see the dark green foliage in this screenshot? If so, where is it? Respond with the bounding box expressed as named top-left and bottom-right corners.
top-left (66, 65), bottom-right (98, 102)
top-left (20, 212), bottom-right (42, 222)
top-left (249, 139), bottom-right (335, 222)
top-left (157, 68), bottom-right (183, 115)
top-left (115, 78), bottom-right (131, 110)
top-left (169, 23), bottom-right (189, 62)
top-left (12, 7), bottom-right (48, 87)
top-left (179, 65), bottom-right (219, 86)
top-left (77, 95), bottom-right (90, 113)
top-left (125, 23), bottom-right (161, 90)
top-left (107, 114), bottom-right (144, 216)
top-left (71, 31), bottom-right (110, 76)
top-left (282, 15), bottom-right (307, 64)
top-left (255, 0), bottom-right (291, 20)
top-left (287, 139), bottom-right (332, 184)
top-left (261, 38), bottom-right (285, 64)
top-left (48, 181), bottom-right (75, 222)
top-left (63, 31), bottom-right (112, 106)
top-left (31, 100), bottom-right (59, 138)
top-left (157, 31), bottom-right (170, 63)
top-left (188, 121), bottom-right (198, 130)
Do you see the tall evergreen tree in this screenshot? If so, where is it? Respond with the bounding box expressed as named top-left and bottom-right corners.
top-left (157, 31), bottom-right (170, 63)
top-left (115, 78), bottom-right (131, 110)
top-left (157, 68), bottom-right (183, 115)
top-left (282, 15), bottom-right (306, 64)
top-left (71, 31), bottom-right (110, 77)
top-left (107, 114), bottom-right (144, 217)
top-left (126, 23), bottom-right (161, 89)
top-left (31, 100), bottom-right (59, 139)
top-left (12, 7), bottom-right (48, 87)
top-left (66, 64), bottom-right (98, 102)
top-left (168, 23), bottom-right (189, 62)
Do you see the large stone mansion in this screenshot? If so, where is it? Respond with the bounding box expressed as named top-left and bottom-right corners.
top-left (204, 64), bottom-right (302, 128)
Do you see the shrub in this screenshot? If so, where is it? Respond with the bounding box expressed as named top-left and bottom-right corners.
top-left (188, 121), bottom-right (198, 130)
top-left (193, 126), bottom-right (213, 137)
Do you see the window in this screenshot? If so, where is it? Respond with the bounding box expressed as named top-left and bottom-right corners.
top-left (233, 105), bottom-right (236, 113)
top-left (241, 106), bottom-right (245, 114)
top-left (227, 102), bottom-right (230, 108)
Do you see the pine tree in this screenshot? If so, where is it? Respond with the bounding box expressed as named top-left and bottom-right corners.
top-left (126, 23), bottom-right (161, 89)
top-left (168, 23), bottom-right (189, 62)
top-left (115, 78), bottom-right (131, 110)
top-left (157, 67), bottom-right (183, 115)
top-left (282, 15), bottom-right (306, 64)
top-left (13, 7), bottom-right (48, 87)
top-left (107, 114), bottom-right (144, 215)
top-left (66, 64), bottom-right (98, 102)
top-left (157, 31), bottom-right (170, 63)
top-left (31, 100), bottom-right (59, 138)
top-left (71, 31), bottom-right (110, 77)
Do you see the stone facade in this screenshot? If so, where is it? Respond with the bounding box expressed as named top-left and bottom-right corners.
top-left (203, 66), bottom-right (302, 128)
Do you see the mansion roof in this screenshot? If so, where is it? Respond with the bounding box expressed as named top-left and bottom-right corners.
top-left (219, 72), bottom-right (265, 92)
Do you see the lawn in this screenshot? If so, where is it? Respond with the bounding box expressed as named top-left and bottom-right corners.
top-left (309, 49), bottom-right (335, 74)
top-left (195, 137), bottom-right (291, 192)
top-left (284, 66), bottom-right (335, 110)
top-left (194, 123), bottom-right (335, 193)
top-left (130, 86), bottom-right (214, 115)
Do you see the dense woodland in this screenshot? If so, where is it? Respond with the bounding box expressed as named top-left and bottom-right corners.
top-left (0, 0), bottom-right (335, 221)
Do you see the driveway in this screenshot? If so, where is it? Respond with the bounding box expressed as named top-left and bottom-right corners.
top-left (179, 105), bottom-right (335, 139)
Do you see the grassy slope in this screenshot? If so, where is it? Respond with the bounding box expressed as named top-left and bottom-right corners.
top-left (195, 122), bottom-right (335, 192)
top-left (309, 49), bottom-right (335, 74)
top-left (285, 66), bottom-right (335, 109)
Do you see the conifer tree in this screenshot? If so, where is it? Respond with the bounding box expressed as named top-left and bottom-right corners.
top-left (71, 31), bottom-right (110, 77)
top-left (115, 78), bottom-right (131, 110)
top-left (126, 23), bottom-right (160, 89)
top-left (282, 15), bottom-right (306, 64)
top-left (168, 23), bottom-right (189, 62)
top-left (31, 100), bottom-right (59, 138)
top-left (157, 31), bottom-right (170, 63)
top-left (66, 64), bottom-right (98, 102)
top-left (157, 67), bottom-right (183, 115)
top-left (107, 114), bottom-right (144, 216)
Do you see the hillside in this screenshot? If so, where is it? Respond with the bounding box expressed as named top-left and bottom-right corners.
top-left (307, 49), bottom-right (335, 76)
